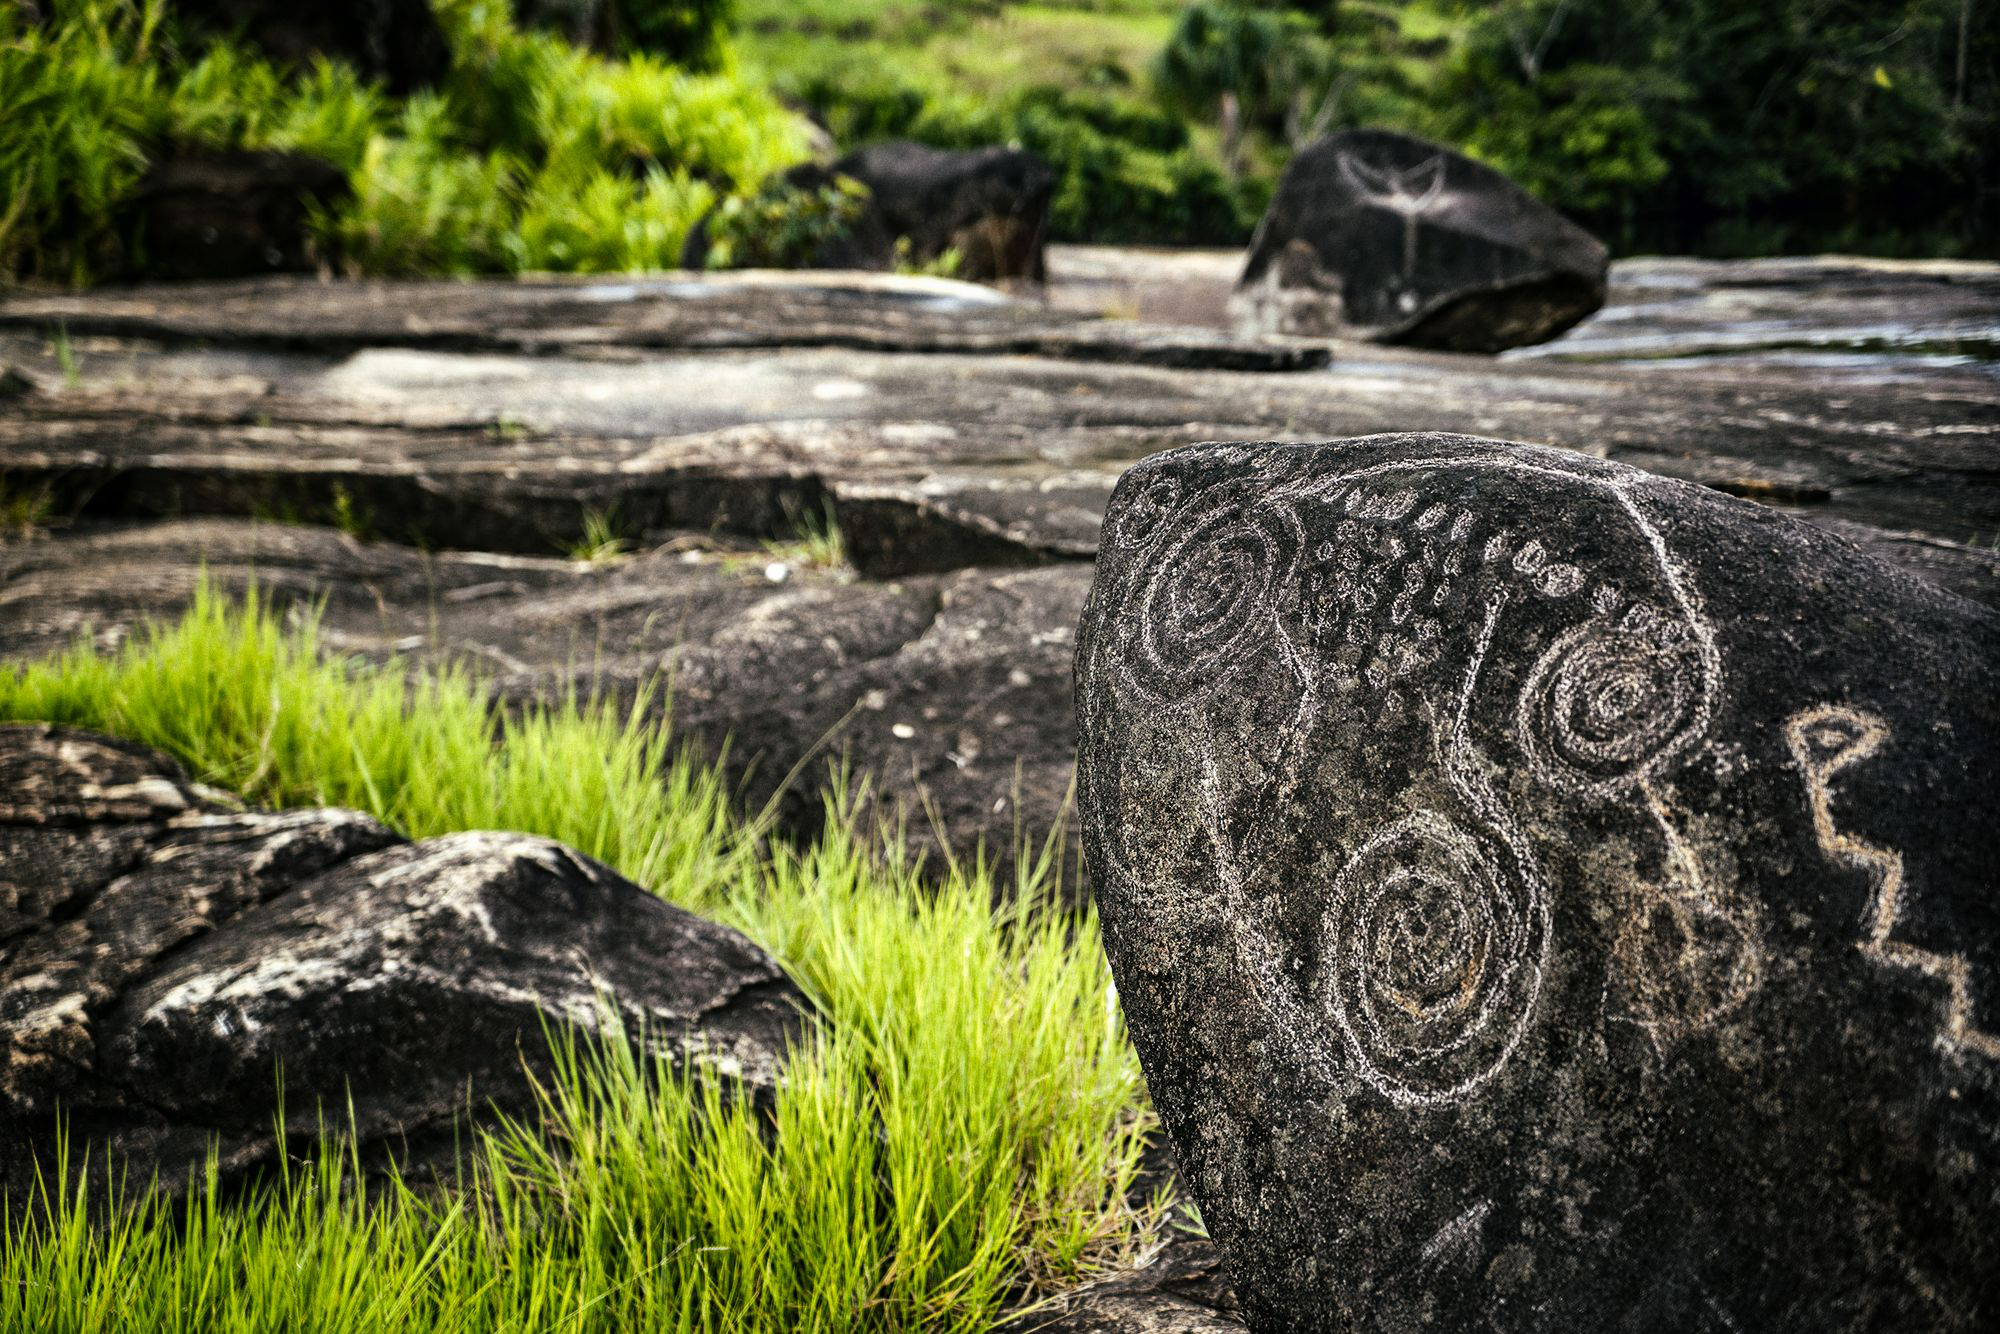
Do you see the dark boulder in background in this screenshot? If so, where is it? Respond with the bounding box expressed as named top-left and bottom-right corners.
top-left (0, 724), bottom-right (809, 1196)
top-left (173, 0), bottom-right (452, 95)
top-left (1075, 433), bottom-right (2000, 1331)
top-left (133, 150), bottom-right (349, 280)
top-left (684, 141), bottom-right (1055, 282)
top-left (1232, 130), bottom-right (1609, 352)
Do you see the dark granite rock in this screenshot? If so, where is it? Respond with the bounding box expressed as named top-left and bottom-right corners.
top-left (1233, 130), bottom-right (1608, 352)
top-left (0, 272), bottom-right (1321, 369)
top-left (0, 724), bottom-right (808, 1194)
top-left (133, 150), bottom-right (349, 281)
top-left (683, 142), bottom-right (1056, 282)
top-left (174, 0), bottom-right (451, 95)
top-left (1075, 433), bottom-right (2000, 1332)
top-left (1008, 1236), bottom-right (1243, 1333)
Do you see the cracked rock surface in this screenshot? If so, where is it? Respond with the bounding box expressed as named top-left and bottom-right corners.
top-left (0, 724), bottom-right (808, 1195)
top-left (2, 256), bottom-right (1996, 889)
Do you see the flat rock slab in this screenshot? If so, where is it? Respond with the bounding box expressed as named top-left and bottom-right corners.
top-left (0, 521), bottom-right (1088, 888)
top-left (0, 724), bottom-right (808, 1194)
top-left (1076, 434), bottom-right (2000, 1331)
top-left (0, 272), bottom-right (1327, 372)
top-left (4, 291), bottom-right (1995, 599)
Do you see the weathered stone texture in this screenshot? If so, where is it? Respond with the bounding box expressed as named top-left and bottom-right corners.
top-left (0, 725), bottom-right (808, 1195)
top-left (1076, 433), bottom-right (2000, 1331)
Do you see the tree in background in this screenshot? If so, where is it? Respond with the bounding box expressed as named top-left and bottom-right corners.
top-left (1153, 2), bottom-right (1327, 176)
top-left (1169, 0), bottom-right (1992, 254)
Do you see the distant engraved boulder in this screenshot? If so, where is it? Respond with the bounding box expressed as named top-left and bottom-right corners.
top-left (0, 725), bottom-right (808, 1194)
top-left (1074, 434), bottom-right (2000, 1332)
top-left (1232, 131), bottom-right (1608, 352)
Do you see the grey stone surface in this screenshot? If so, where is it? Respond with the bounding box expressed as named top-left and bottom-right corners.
top-left (1233, 130), bottom-right (1608, 352)
top-left (0, 724), bottom-right (808, 1194)
top-left (0, 272), bottom-right (1325, 371)
top-left (1, 258), bottom-right (1995, 893)
top-left (1075, 433), bottom-right (2000, 1331)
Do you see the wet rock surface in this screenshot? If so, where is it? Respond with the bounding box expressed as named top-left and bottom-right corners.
top-left (0, 724), bottom-right (808, 1195)
top-left (1232, 130), bottom-right (1609, 352)
top-left (1074, 433), bottom-right (2000, 1332)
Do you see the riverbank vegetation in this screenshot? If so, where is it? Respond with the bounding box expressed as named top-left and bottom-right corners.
top-left (3, 1), bottom-right (1989, 278)
top-left (0, 0), bottom-right (813, 284)
top-left (0, 584), bottom-right (1162, 1331)
top-left (742, 0), bottom-right (1994, 256)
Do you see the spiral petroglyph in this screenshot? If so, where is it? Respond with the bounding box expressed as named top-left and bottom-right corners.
top-left (1517, 604), bottom-right (1713, 799)
top-left (1121, 495), bottom-right (1304, 705)
top-left (1319, 810), bottom-right (1548, 1106)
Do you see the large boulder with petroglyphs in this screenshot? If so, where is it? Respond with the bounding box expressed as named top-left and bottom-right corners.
top-left (1231, 130), bottom-right (1608, 352)
top-left (1074, 433), bottom-right (2000, 1333)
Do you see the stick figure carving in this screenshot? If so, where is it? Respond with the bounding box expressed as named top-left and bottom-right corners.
top-left (1339, 152), bottom-right (1448, 284)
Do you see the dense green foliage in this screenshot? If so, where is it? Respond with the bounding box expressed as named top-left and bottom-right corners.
top-left (4, 1), bottom-right (1986, 280)
top-left (744, 0), bottom-right (1993, 255)
top-left (0, 584), bottom-right (1160, 1331)
top-left (699, 171), bottom-right (870, 268)
top-left (0, 0), bottom-right (811, 283)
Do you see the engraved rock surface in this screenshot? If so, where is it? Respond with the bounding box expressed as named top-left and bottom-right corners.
top-left (1232, 130), bottom-right (1609, 352)
top-left (1074, 433), bottom-right (2000, 1332)
top-left (0, 724), bottom-right (808, 1195)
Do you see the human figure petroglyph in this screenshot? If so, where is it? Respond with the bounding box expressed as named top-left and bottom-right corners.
top-left (1786, 705), bottom-right (2000, 1061)
top-left (1088, 445), bottom-right (1751, 1104)
top-left (1338, 152), bottom-right (1448, 284)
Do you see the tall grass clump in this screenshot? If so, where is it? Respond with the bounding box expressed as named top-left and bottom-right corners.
top-left (0, 0), bottom-right (168, 284)
top-left (0, 583), bottom-right (1160, 1330)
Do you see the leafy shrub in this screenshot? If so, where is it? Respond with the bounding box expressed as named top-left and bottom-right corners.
top-left (701, 172), bottom-right (869, 269)
top-left (0, 0), bottom-right (812, 284)
top-left (325, 95), bottom-right (523, 275)
top-left (512, 161), bottom-right (716, 271)
top-left (0, 0), bottom-right (167, 284)
top-left (169, 43), bottom-right (390, 174)
top-left (619, 0), bottom-right (738, 73)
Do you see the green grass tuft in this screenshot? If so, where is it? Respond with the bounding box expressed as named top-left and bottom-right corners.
top-left (0, 583), bottom-right (1160, 1330)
